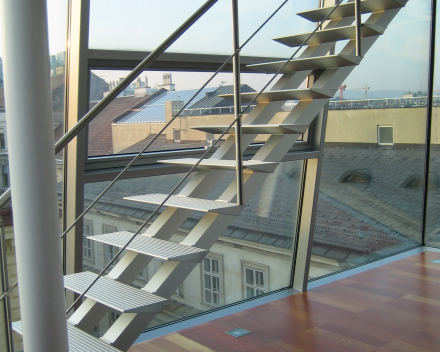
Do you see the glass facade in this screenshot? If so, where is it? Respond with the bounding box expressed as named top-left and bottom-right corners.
top-left (308, 0), bottom-right (432, 280)
top-left (88, 0), bottom-right (316, 57)
top-left (3, 0), bottom-right (440, 350)
top-left (83, 160), bottom-right (301, 333)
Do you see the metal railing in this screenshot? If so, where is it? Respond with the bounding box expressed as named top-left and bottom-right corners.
top-left (329, 96), bottom-right (433, 109)
top-left (65, 0), bottom-right (346, 314)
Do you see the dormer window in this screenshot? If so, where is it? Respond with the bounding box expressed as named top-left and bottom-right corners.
top-left (338, 169), bottom-right (373, 186)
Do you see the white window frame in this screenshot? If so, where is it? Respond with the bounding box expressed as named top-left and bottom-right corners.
top-left (201, 253), bottom-right (223, 307)
top-left (241, 260), bottom-right (269, 300)
top-left (377, 125), bottom-right (394, 146)
top-left (83, 220), bottom-right (94, 263)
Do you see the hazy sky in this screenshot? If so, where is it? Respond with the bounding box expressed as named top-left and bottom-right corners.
top-left (0, 0), bottom-right (435, 92)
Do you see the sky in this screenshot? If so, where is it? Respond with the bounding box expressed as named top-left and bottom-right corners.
top-left (0, 0), bottom-right (435, 93)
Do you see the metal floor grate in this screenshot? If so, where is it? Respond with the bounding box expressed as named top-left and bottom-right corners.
top-left (225, 328), bottom-right (252, 338)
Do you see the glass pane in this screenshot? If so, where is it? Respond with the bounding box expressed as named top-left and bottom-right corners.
top-left (245, 268), bottom-right (254, 285)
top-left (213, 293), bottom-right (219, 306)
top-left (246, 287), bottom-right (254, 299)
top-left (87, 69), bottom-right (299, 157)
top-left (212, 259), bottom-right (219, 274)
top-left (204, 274), bottom-right (211, 289)
top-left (378, 127), bottom-right (394, 145)
top-left (212, 277), bottom-right (220, 292)
top-left (256, 289), bottom-right (264, 296)
top-left (255, 271), bottom-right (264, 288)
top-left (89, 0), bottom-right (316, 57)
top-left (204, 289), bottom-right (212, 304)
top-left (83, 160), bottom-right (301, 331)
top-left (309, 0), bottom-right (429, 280)
top-left (203, 258), bottom-right (210, 273)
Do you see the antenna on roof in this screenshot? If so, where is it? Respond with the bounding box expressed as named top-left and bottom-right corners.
top-left (220, 80), bottom-right (226, 86)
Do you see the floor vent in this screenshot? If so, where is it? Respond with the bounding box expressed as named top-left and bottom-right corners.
top-left (225, 328), bottom-right (252, 338)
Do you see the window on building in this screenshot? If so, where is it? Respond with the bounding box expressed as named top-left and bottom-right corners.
top-left (242, 262), bottom-right (268, 299)
top-left (2, 165), bottom-right (8, 187)
top-left (175, 284), bottom-right (184, 298)
top-left (206, 133), bottom-right (215, 142)
top-left (378, 126), bottom-right (394, 145)
top-left (203, 256), bottom-right (221, 306)
top-left (109, 311), bottom-right (120, 326)
top-left (173, 129), bottom-right (181, 143)
top-left (83, 220), bottom-right (94, 262)
top-left (0, 133), bottom-right (5, 150)
top-left (103, 224), bottom-right (118, 264)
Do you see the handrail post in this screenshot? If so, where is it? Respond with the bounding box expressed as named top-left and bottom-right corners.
top-left (355, 0), bottom-right (362, 57)
top-left (232, 0), bottom-right (244, 205)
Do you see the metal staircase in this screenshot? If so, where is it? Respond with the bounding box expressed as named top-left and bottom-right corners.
top-left (11, 0), bottom-right (408, 350)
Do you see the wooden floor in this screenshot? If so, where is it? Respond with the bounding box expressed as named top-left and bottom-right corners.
top-left (129, 251), bottom-right (440, 352)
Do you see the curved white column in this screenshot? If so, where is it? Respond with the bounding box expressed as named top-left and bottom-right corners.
top-left (0, 0), bottom-right (69, 350)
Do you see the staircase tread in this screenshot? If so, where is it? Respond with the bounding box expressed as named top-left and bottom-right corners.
top-left (89, 231), bottom-right (207, 262)
top-left (12, 321), bottom-right (123, 352)
top-left (124, 194), bottom-right (244, 215)
top-left (191, 123), bottom-right (310, 135)
top-left (220, 88), bottom-right (335, 103)
top-left (64, 271), bottom-right (168, 313)
top-left (247, 55), bottom-right (362, 74)
top-left (158, 158), bottom-right (279, 173)
top-left (298, 0), bottom-right (407, 22)
top-left (274, 24), bottom-right (386, 48)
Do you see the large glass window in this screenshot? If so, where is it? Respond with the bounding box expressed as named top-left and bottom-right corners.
top-left (87, 69), bottom-right (302, 157)
top-left (425, 1), bottom-right (440, 247)
top-left (308, 0), bottom-right (430, 280)
top-left (88, 0), bottom-right (316, 57)
top-left (83, 160), bottom-right (301, 333)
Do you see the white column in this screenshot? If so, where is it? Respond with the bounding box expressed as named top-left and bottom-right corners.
top-left (0, 0), bottom-right (69, 351)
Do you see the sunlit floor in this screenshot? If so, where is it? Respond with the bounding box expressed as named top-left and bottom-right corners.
top-left (129, 251), bottom-right (440, 352)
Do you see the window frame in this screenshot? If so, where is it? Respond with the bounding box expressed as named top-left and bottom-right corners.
top-left (241, 260), bottom-right (269, 300)
top-left (201, 253), bottom-right (223, 307)
top-left (83, 220), bottom-right (94, 263)
top-left (377, 125), bottom-right (394, 146)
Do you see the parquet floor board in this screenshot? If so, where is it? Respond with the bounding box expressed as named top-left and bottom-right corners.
top-left (129, 252), bottom-right (440, 352)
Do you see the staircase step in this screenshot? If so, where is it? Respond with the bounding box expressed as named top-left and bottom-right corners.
top-left (12, 321), bottom-right (122, 352)
top-left (247, 55), bottom-right (362, 74)
top-left (89, 231), bottom-right (208, 262)
top-left (64, 272), bottom-right (168, 314)
top-left (220, 88), bottom-right (335, 103)
top-left (274, 24), bottom-right (385, 48)
top-left (124, 194), bottom-right (244, 216)
top-left (298, 0), bottom-right (407, 22)
top-left (192, 123), bottom-right (309, 135)
top-left (158, 158), bottom-right (279, 173)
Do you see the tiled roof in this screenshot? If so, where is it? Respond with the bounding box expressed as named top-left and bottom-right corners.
top-left (87, 95), bottom-right (156, 156)
top-left (117, 87), bottom-right (218, 124)
top-left (80, 146), bottom-right (440, 265)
